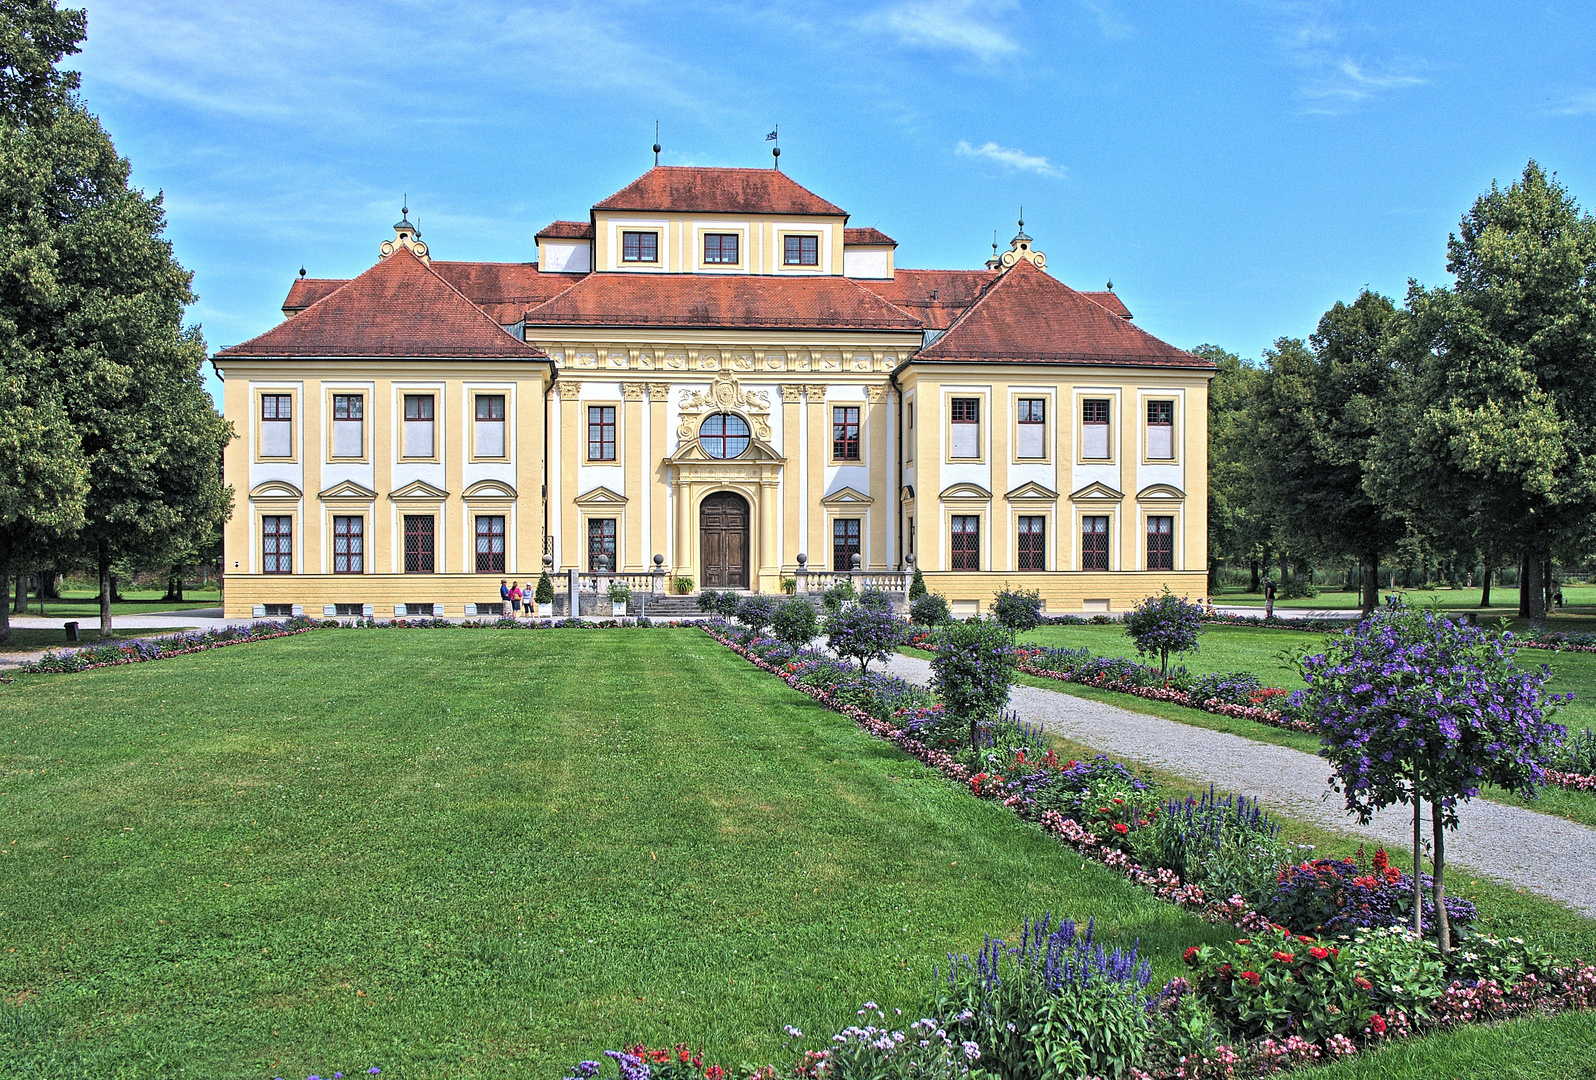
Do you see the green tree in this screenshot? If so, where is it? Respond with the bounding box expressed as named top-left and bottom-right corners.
top-left (1368, 163), bottom-right (1596, 625)
top-left (1195, 345), bottom-right (1268, 594)
top-left (0, 2), bottom-right (232, 637)
top-left (1248, 293), bottom-right (1407, 613)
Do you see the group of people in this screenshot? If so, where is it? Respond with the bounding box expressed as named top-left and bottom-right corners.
top-left (499, 579), bottom-right (540, 619)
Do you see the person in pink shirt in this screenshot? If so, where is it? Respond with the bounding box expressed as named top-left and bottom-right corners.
top-left (509, 580), bottom-right (524, 619)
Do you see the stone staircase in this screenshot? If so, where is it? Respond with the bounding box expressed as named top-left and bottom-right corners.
top-left (633, 594), bottom-right (713, 619)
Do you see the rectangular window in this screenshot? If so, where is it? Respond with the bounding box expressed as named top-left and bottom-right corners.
top-left (403, 394), bottom-right (434, 458)
top-left (475, 394), bottom-right (506, 457)
top-left (1017, 397), bottom-right (1046, 458)
top-left (703, 233), bottom-right (739, 264)
top-left (261, 394), bottom-right (293, 457)
top-left (404, 515), bottom-right (435, 574)
top-left (1147, 399), bottom-right (1174, 459)
top-left (587, 518), bottom-right (617, 572)
top-left (908, 515), bottom-right (915, 554)
top-left (951, 397), bottom-right (980, 458)
top-left (621, 231), bottom-right (658, 262)
top-left (1147, 515), bottom-right (1174, 570)
top-left (587, 405), bottom-right (616, 461)
top-left (832, 518), bottom-right (861, 571)
top-left (262, 516), bottom-right (292, 574)
top-left (332, 394), bottom-right (363, 458)
top-left (906, 402), bottom-right (915, 460)
top-left (404, 603), bottom-right (434, 617)
top-left (951, 515), bottom-right (980, 571)
top-left (332, 516), bottom-right (364, 574)
top-left (1082, 398), bottom-right (1111, 459)
top-left (1017, 516), bottom-right (1046, 571)
top-left (784, 235), bottom-right (819, 266)
top-left (1082, 515), bottom-right (1110, 570)
top-left (832, 406), bottom-right (860, 460)
top-left (475, 515), bottom-right (506, 574)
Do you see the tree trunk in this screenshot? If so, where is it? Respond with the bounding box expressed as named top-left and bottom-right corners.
top-left (175, 573), bottom-right (184, 603)
top-left (1526, 556), bottom-right (1546, 627)
top-left (1480, 553), bottom-right (1493, 608)
top-left (1519, 555), bottom-right (1530, 618)
top-left (1431, 800), bottom-right (1451, 955)
top-left (42, 569), bottom-right (58, 599)
top-left (1248, 559), bottom-right (1260, 593)
top-left (1544, 559), bottom-right (1554, 615)
top-left (1412, 795), bottom-right (1423, 936)
top-left (13, 572), bottom-right (24, 614)
top-left (110, 574), bottom-right (122, 603)
top-left (0, 571), bottom-right (10, 644)
top-left (1361, 554), bottom-right (1379, 615)
top-left (98, 546), bottom-right (114, 639)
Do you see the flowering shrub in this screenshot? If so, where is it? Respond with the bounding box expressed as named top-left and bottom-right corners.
top-left (1303, 598), bottom-right (1568, 950)
top-left (827, 603), bottom-right (908, 672)
top-left (1185, 926), bottom-right (1366, 1043)
top-left (20, 618), bottom-right (316, 674)
top-left (1259, 851), bottom-right (1475, 937)
top-left (772, 596), bottom-right (821, 648)
top-left (936, 915), bottom-right (1155, 1080)
top-left (1131, 788), bottom-right (1289, 906)
top-left (931, 617), bottom-right (1016, 749)
top-left (738, 594), bottom-right (779, 635)
top-left (1124, 588), bottom-right (1205, 675)
top-left (564, 1045), bottom-right (730, 1080)
top-left (803, 1010), bottom-right (982, 1079)
top-left (910, 592), bottom-right (953, 627)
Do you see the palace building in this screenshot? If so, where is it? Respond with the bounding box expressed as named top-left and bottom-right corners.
top-left (214, 165), bottom-right (1214, 619)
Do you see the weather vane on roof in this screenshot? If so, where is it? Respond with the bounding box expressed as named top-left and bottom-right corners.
top-left (653, 120), bottom-right (661, 167)
top-left (767, 125), bottom-right (779, 170)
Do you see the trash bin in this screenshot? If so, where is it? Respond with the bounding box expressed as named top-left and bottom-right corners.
top-left (64, 621), bottom-right (79, 641)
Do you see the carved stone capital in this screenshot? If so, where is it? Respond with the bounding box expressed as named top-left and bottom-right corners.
top-left (864, 384), bottom-right (887, 404)
top-left (780, 384), bottom-right (804, 403)
top-left (647, 382), bottom-right (672, 400)
top-left (555, 381), bottom-right (583, 400)
top-left (622, 382), bottom-right (646, 401)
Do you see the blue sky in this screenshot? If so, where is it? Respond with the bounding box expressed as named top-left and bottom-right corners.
top-left (73, 1), bottom-right (1596, 403)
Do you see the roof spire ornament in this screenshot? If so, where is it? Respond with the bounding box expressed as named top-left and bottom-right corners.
top-left (767, 124), bottom-right (780, 170)
top-left (985, 229), bottom-right (1001, 270)
top-left (653, 120), bottom-right (661, 166)
top-left (997, 208), bottom-right (1045, 271)
top-left (380, 196), bottom-right (429, 263)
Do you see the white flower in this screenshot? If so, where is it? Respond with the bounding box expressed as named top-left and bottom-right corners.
top-left (963, 1041), bottom-right (981, 1061)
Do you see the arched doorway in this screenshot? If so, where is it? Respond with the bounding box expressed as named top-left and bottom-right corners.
top-left (700, 492), bottom-right (750, 589)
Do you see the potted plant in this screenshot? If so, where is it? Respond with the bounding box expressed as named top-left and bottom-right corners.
top-left (534, 570), bottom-right (555, 618)
top-left (608, 579), bottom-right (631, 617)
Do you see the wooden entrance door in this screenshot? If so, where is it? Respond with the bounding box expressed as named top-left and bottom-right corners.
top-left (700, 492), bottom-right (749, 589)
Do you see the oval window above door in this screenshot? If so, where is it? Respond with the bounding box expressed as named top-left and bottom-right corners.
top-left (699, 413), bottom-right (751, 459)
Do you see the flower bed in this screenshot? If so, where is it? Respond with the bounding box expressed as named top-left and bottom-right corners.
top-left (15, 619), bottom-right (318, 675)
top-left (681, 622), bottom-right (1596, 1078)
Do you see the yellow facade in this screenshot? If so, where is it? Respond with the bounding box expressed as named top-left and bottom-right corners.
top-left (217, 168), bottom-right (1213, 618)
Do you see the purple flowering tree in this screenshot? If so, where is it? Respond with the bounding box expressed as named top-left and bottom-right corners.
top-left (826, 602), bottom-right (906, 672)
top-left (931, 617), bottom-right (1016, 749)
top-left (1301, 598), bottom-right (1567, 953)
top-left (1123, 587), bottom-right (1204, 676)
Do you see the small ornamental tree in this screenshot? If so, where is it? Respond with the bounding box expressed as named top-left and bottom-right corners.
top-left (534, 571), bottom-right (555, 606)
top-left (931, 616), bottom-right (1016, 750)
top-left (908, 564), bottom-right (927, 600)
top-left (1124, 588), bottom-right (1204, 676)
top-left (991, 583), bottom-right (1044, 634)
top-left (826, 602), bottom-right (905, 672)
top-left (857, 588), bottom-right (894, 612)
top-left (1301, 598), bottom-right (1567, 953)
top-left (821, 579), bottom-right (857, 614)
top-left (771, 596), bottom-right (819, 649)
top-left (910, 592), bottom-right (952, 627)
top-left (738, 593), bottom-right (778, 635)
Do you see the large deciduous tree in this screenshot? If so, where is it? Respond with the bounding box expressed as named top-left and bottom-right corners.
top-left (1369, 163), bottom-right (1596, 626)
top-left (1196, 344), bottom-right (1268, 593)
top-left (0, 0), bottom-right (231, 637)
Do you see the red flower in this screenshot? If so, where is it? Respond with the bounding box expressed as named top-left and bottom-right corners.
top-left (1272, 951), bottom-right (1294, 962)
top-left (1235, 939), bottom-right (1251, 946)
top-left (1112, 797), bottom-right (1125, 805)
top-left (1219, 963), bottom-right (1233, 977)
top-left (1240, 971), bottom-right (1261, 986)
top-left (1384, 867), bottom-right (1402, 884)
top-left (1368, 1014), bottom-right (1387, 1034)
top-left (1355, 976), bottom-right (1373, 990)
top-left (1372, 848), bottom-right (1389, 873)
top-left (707, 1067), bottom-right (726, 1080)
top-left (1297, 935), bottom-right (1315, 943)
top-left (1309, 947), bottom-right (1331, 960)
top-left (1184, 946), bottom-right (1200, 965)
top-left (1112, 822), bottom-right (1130, 834)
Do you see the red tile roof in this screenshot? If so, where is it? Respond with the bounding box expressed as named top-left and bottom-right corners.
top-left (844, 226), bottom-right (896, 246)
top-left (523, 272), bottom-right (920, 330)
top-left (536, 220), bottom-right (593, 239)
top-left (219, 249), bottom-right (549, 360)
top-left (593, 166), bottom-right (847, 217)
top-left (1082, 290), bottom-right (1132, 319)
top-left (915, 260), bottom-right (1209, 369)
top-left (282, 277), bottom-right (346, 314)
top-left (860, 269), bottom-right (998, 330)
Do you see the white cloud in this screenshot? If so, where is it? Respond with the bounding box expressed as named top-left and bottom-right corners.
top-left (1260, 1), bottom-right (1428, 114)
top-left (859, 1), bottom-right (1019, 62)
top-left (955, 140), bottom-right (1064, 177)
top-left (1549, 91), bottom-right (1596, 116)
top-left (1075, 0), bottom-right (1131, 40)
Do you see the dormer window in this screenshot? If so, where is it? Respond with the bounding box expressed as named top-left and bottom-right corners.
top-left (784, 235), bottom-right (818, 266)
top-left (703, 233), bottom-right (739, 265)
top-left (622, 231), bottom-right (658, 262)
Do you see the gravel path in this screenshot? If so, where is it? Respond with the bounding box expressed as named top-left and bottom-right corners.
top-left (879, 650), bottom-right (1596, 919)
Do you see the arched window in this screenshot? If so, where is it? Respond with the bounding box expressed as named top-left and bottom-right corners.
top-left (699, 413), bottom-right (751, 459)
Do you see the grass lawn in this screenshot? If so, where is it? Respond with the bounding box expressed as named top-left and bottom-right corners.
top-left (1215, 583), bottom-right (1596, 625)
top-left (0, 629), bottom-right (1233, 1079)
top-left (11, 586), bottom-right (222, 619)
top-left (0, 627), bottom-right (197, 655)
